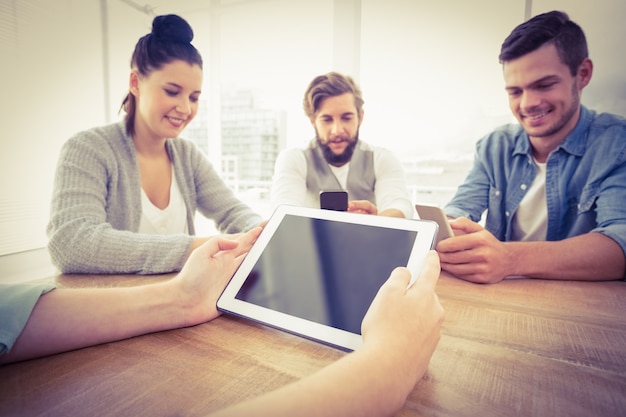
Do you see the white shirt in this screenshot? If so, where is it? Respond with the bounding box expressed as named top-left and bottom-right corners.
top-left (511, 160), bottom-right (547, 241)
top-left (139, 169), bottom-right (188, 235)
top-left (329, 163), bottom-right (350, 188)
top-left (270, 141), bottom-right (414, 218)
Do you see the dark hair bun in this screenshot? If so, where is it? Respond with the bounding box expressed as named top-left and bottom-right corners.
top-left (152, 14), bottom-right (194, 44)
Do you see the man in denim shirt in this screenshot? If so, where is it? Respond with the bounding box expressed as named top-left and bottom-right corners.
top-left (439, 11), bottom-right (626, 283)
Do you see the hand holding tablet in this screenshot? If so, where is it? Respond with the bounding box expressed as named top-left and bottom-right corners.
top-left (217, 205), bottom-right (438, 351)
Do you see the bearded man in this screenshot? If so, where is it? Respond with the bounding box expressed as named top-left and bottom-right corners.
top-left (271, 72), bottom-right (413, 218)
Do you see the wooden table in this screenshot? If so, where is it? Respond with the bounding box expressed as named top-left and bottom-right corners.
top-left (1, 272), bottom-right (625, 417)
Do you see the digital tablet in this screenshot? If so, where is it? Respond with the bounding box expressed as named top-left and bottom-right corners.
top-left (217, 205), bottom-right (438, 351)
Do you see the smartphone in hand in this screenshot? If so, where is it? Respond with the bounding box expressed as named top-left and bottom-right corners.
top-left (320, 190), bottom-right (348, 211)
top-left (414, 204), bottom-right (454, 244)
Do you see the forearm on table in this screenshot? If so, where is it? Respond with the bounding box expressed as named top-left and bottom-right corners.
top-left (506, 233), bottom-right (625, 281)
top-left (48, 226), bottom-right (191, 274)
top-left (376, 189), bottom-right (414, 218)
top-left (2, 283), bottom-right (183, 364)
top-left (379, 208), bottom-right (407, 218)
top-left (373, 176), bottom-right (413, 219)
top-left (210, 343), bottom-right (416, 417)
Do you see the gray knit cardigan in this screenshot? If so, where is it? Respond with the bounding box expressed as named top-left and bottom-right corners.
top-left (47, 121), bottom-right (262, 274)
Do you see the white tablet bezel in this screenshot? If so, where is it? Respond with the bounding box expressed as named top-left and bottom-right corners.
top-left (217, 205), bottom-right (438, 351)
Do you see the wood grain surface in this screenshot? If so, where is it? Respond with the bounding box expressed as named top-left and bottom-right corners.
top-left (1, 272), bottom-right (625, 417)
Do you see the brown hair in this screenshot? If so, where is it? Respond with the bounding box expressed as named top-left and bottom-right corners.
top-left (499, 10), bottom-right (588, 76)
top-left (303, 72), bottom-right (364, 121)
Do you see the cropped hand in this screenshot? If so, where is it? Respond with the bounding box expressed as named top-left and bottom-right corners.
top-left (436, 217), bottom-right (511, 283)
top-left (348, 200), bottom-right (378, 215)
top-left (361, 251), bottom-right (444, 384)
top-left (173, 227), bottom-right (263, 325)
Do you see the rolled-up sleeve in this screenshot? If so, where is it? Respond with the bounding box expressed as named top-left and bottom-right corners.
top-left (0, 282), bottom-right (56, 356)
top-left (593, 158), bottom-right (626, 260)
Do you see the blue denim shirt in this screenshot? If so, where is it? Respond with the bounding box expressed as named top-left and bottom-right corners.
top-left (445, 106), bottom-right (626, 256)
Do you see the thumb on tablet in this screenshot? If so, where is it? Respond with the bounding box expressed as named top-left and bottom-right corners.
top-left (411, 251), bottom-right (441, 290)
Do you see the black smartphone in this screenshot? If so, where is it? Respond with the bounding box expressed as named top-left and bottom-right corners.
top-left (320, 190), bottom-right (348, 211)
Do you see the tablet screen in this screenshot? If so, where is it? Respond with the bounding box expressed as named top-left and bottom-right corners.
top-left (234, 214), bottom-right (417, 334)
top-left (218, 205), bottom-right (437, 351)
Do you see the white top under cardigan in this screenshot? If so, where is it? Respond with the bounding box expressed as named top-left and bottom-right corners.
top-left (139, 168), bottom-right (188, 235)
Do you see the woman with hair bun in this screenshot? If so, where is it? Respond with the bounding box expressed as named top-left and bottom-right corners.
top-left (47, 14), bottom-right (263, 275)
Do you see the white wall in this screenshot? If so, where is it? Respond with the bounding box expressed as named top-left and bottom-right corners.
top-left (534, 0), bottom-right (626, 116)
top-left (360, 0), bottom-right (523, 157)
top-left (0, 0), bottom-right (105, 267)
top-left (0, 0), bottom-right (175, 259)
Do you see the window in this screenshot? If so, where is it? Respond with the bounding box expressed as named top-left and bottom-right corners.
top-left (3, 0), bottom-right (625, 271)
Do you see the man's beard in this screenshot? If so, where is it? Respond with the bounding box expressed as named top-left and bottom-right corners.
top-left (318, 133), bottom-right (359, 166)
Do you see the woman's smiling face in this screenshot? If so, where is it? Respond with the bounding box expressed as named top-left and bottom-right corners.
top-left (130, 59), bottom-right (203, 141)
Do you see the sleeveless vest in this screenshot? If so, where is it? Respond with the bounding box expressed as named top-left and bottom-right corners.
top-left (303, 139), bottom-right (377, 204)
